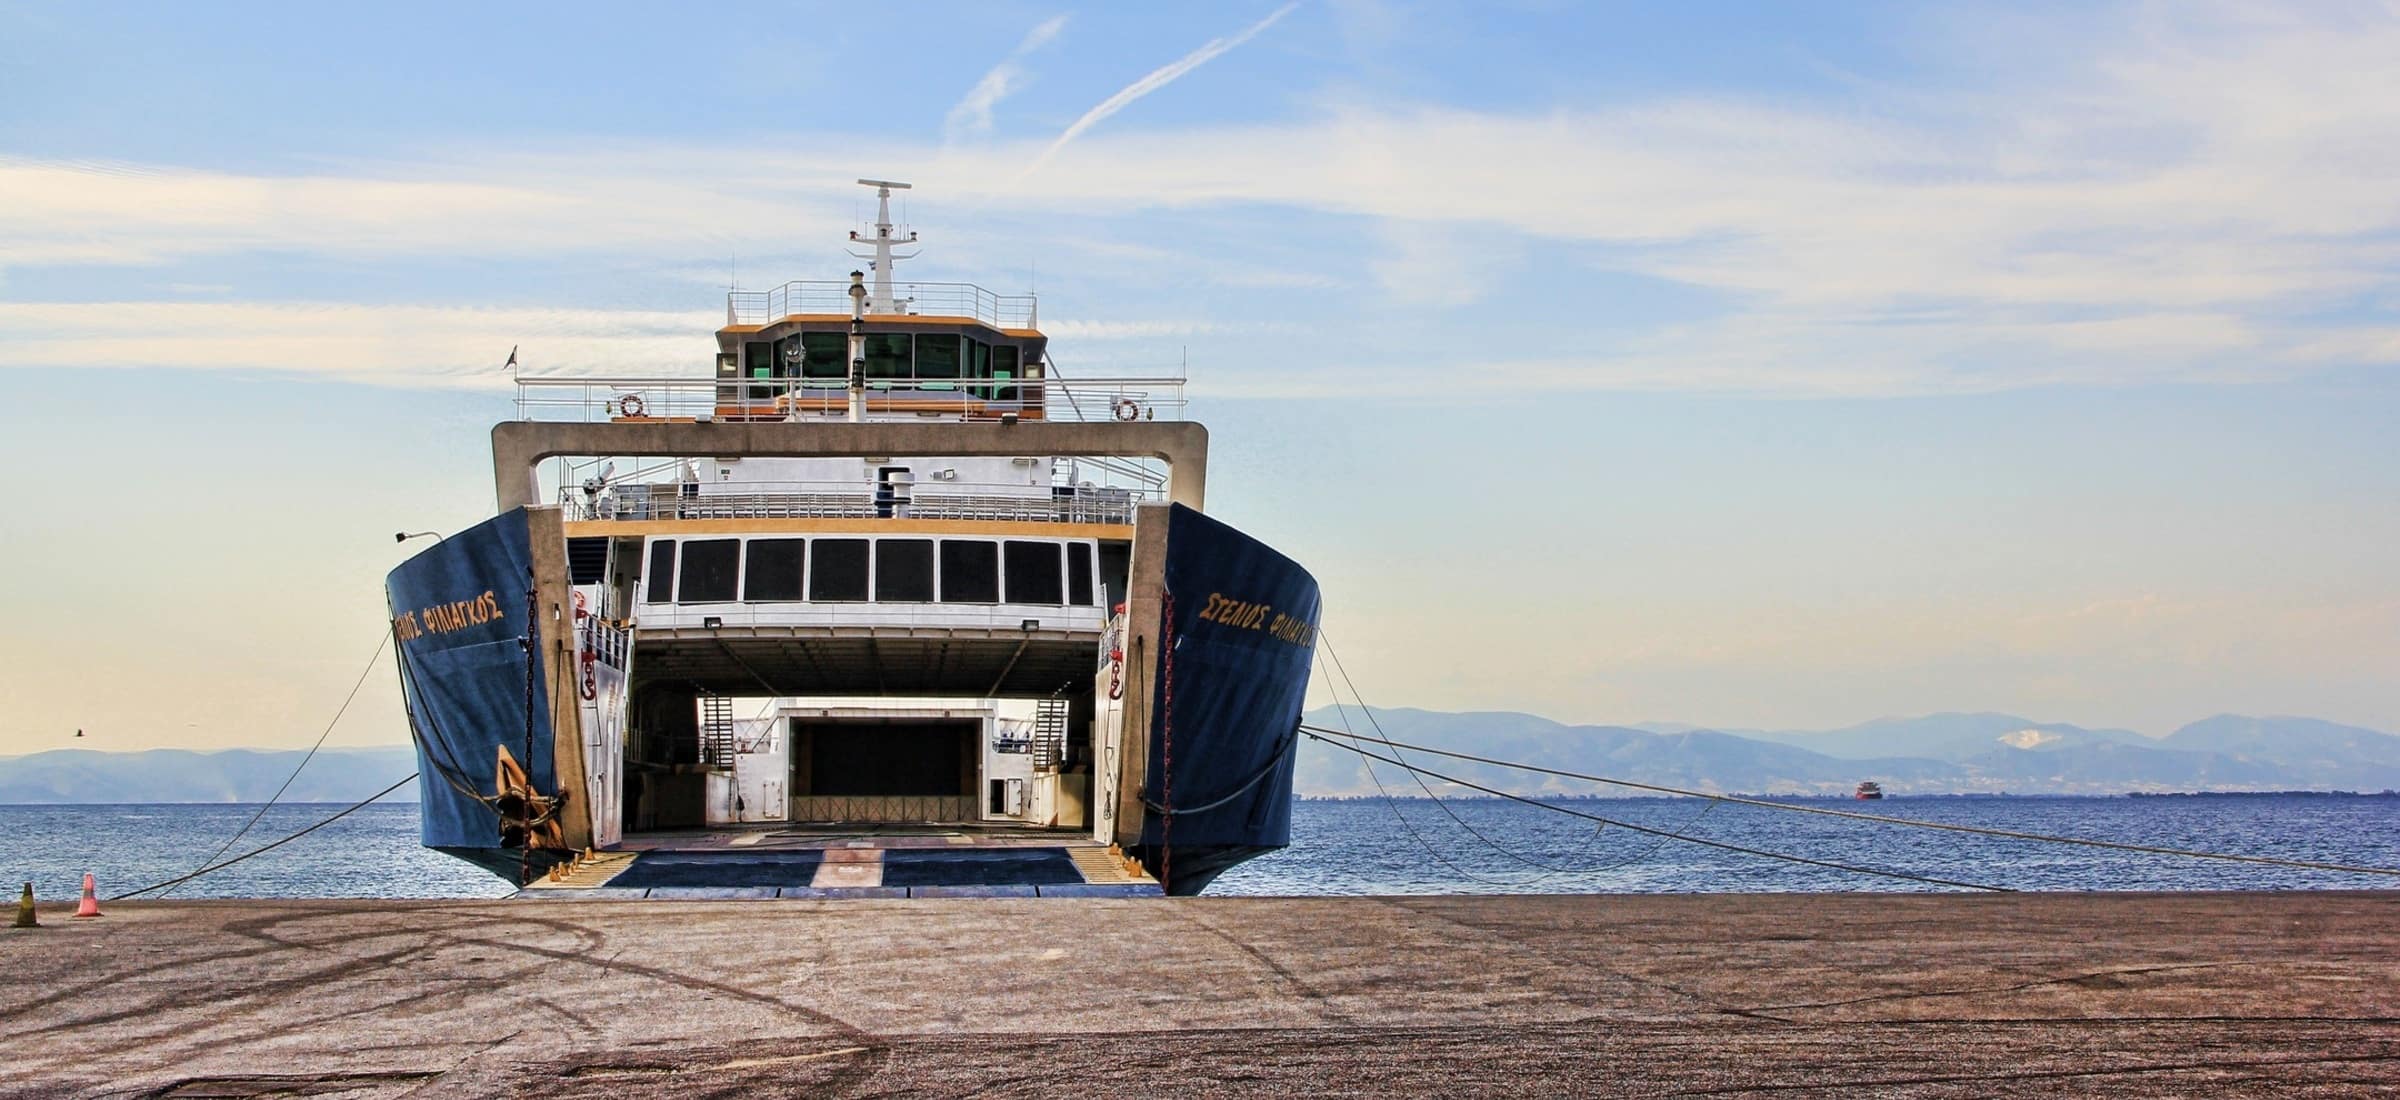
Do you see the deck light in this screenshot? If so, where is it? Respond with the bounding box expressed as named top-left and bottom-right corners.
top-left (703, 616), bottom-right (723, 630)
top-left (1021, 619), bottom-right (1040, 632)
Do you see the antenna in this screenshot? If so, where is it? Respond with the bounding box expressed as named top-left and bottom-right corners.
top-left (847, 179), bottom-right (921, 314)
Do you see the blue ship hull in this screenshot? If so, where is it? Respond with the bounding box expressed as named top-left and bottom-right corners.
top-left (1134, 505), bottom-right (1320, 895)
top-left (389, 503), bottom-right (1317, 896)
top-left (386, 509), bottom-right (563, 876)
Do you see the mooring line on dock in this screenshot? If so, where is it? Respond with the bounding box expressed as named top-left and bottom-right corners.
top-left (1321, 644), bottom-right (1608, 879)
top-left (1307, 732), bottom-right (2012, 892)
top-left (1303, 724), bottom-right (2400, 879)
top-left (164, 630), bottom-right (395, 897)
top-left (111, 775), bottom-right (419, 900)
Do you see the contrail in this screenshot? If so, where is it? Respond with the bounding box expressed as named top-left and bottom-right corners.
top-left (1026, 2), bottom-right (1298, 175)
top-left (944, 14), bottom-right (1071, 143)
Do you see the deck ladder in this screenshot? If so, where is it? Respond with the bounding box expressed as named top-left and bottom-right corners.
top-left (1031, 695), bottom-right (1069, 771)
top-left (699, 693), bottom-right (736, 769)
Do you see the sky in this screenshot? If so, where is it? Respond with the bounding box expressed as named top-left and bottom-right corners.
top-left (1, 1), bottom-right (2395, 755)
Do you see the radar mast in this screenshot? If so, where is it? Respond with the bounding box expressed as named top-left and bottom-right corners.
top-left (849, 179), bottom-right (920, 314)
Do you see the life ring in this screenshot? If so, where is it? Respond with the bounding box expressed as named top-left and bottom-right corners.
top-left (1112, 398), bottom-right (1140, 422)
top-left (619, 394), bottom-right (647, 418)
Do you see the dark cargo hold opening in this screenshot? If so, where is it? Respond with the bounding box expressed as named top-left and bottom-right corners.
top-left (798, 720), bottom-right (973, 796)
top-left (787, 719), bottom-right (980, 823)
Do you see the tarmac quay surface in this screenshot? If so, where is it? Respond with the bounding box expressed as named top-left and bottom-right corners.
top-left (3, 892), bottom-right (2395, 1098)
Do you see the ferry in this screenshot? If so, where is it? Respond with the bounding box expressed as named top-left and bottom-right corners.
top-left (1855, 781), bottom-right (1885, 800)
top-left (386, 181), bottom-right (1319, 896)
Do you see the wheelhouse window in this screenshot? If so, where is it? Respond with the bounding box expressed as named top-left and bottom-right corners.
top-left (1003, 541), bottom-right (1064, 605)
top-left (677, 539), bottom-right (740, 603)
top-left (939, 540), bottom-right (999, 603)
top-left (740, 341), bottom-right (776, 401)
top-left (743, 538), bottom-right (806, 602)
top-left (810, 538), bottom-right (871, 601)
top-left (862, 333), bottom-right (911, 383)
top-left (644, 540), bottom-right (676, 604)
top-left (876, 539), bottom-right (935, 602)
top-left (1067, 542), bottom-right (1094, 606)
top-left (800, 332), bottom-right (846, 382)
top-left (914, 334), bottom-right (960, 390)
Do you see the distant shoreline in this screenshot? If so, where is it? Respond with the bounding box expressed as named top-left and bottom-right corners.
top-left (1297, 789), bottom-right (2400, 802)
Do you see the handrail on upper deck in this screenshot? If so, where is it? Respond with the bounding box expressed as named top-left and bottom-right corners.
top-left (510, 373), bottom-right (1187, 426)
top-left (728, 280), bottom-right (1038, 329)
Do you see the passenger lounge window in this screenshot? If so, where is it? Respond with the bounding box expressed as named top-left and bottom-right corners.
top-left (1004, 541), bottom-right (1064, 605)
top-left (811, 538), bottom-right (870, 601)
top-left (939, 540), bottom-right (999, 603)
top-left (743, 539), bottom-right (805, 601)
top-left (1067, 543), bottom-right (1094, 606)
top-left (644, 540), bottom-right (676, 604)
top-left (677, 539), bottom-right (740, 602)
top-left (877, 539), bottom-right (934, 602)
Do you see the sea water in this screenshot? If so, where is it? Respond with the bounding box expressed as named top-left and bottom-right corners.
top-left (1, 795), bottom-right (2394, 901)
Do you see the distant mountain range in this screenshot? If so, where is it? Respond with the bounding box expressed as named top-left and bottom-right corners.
top-left (1298, 710), bottom-right (2400, 798)
top-left (4, 711), bottom-right (2397, 803)
top-left (0, 748), bottom-right (420, 805)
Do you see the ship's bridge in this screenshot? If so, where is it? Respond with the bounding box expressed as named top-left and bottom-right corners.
top-left (715, 280), bottom-right (1053, 422)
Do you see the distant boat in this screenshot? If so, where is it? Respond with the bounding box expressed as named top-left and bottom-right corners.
top-left (1854, 781), bottom-right (1885, 800)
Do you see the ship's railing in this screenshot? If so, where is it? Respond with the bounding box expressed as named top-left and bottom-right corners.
top-left (578, 616), bottom-right (631, 669)
top-left (562, 479), bottom-right (1156, 525)
top-left (727, 280), bottom-right (1038, 329)
top-left (512, 373), bottom-right (1186, 424)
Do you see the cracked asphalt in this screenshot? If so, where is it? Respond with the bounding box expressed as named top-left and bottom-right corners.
top-left (2, 891), bottom-right (2394, 1097)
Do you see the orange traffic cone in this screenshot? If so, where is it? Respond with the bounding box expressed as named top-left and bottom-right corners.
top-left (73, 873), bottom-right (102, 919)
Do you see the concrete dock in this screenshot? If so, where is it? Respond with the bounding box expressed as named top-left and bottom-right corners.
top-left (3, 891), bottom-right (2394, 1097)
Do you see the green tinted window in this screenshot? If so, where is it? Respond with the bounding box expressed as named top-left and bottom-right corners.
top-left (863, 333), bottom-right (911, 380)
top-left (916, 334), bottom-right (960, 379)
top-left (800, 332), bottom-right (846, 380)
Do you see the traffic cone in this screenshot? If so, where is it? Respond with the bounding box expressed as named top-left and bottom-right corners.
top-left (74, 873), bottom-right (102, 918)
top-left (11, 882), bottom-right (35, 928)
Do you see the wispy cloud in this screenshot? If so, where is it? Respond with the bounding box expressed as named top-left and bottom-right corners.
top-left (943, 14), bottom-right (1070, 143)
top-left (0, 301), bottom-right (714, 386)
top-left (4, 4), bottom-right (2398, 397)
top-left (1024, 2), bottom-right (1299, 175)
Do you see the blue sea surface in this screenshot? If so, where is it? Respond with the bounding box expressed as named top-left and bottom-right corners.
top-left (1, 795), bottom-right (2394, 901)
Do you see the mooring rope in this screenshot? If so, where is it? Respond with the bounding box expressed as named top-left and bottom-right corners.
top-left (1304, 724), bottom-right (2400, 879)
top-left (163, 629), bottom-right (394, 898)
top-left (1320, 652), bottom-right (1638, 882)
top-left (1308, 731), bottom-right (2010, 891)
top-left (111, 774), bottom-right (419, 900)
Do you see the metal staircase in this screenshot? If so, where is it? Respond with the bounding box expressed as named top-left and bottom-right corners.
top-left (699, 693), bottom-right (735, 769)
top-left (1031, 695), bottom-right (1069, 771)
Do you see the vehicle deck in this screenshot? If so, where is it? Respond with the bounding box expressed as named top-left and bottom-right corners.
top-left (523, 824), bottom-right (1160, 898)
